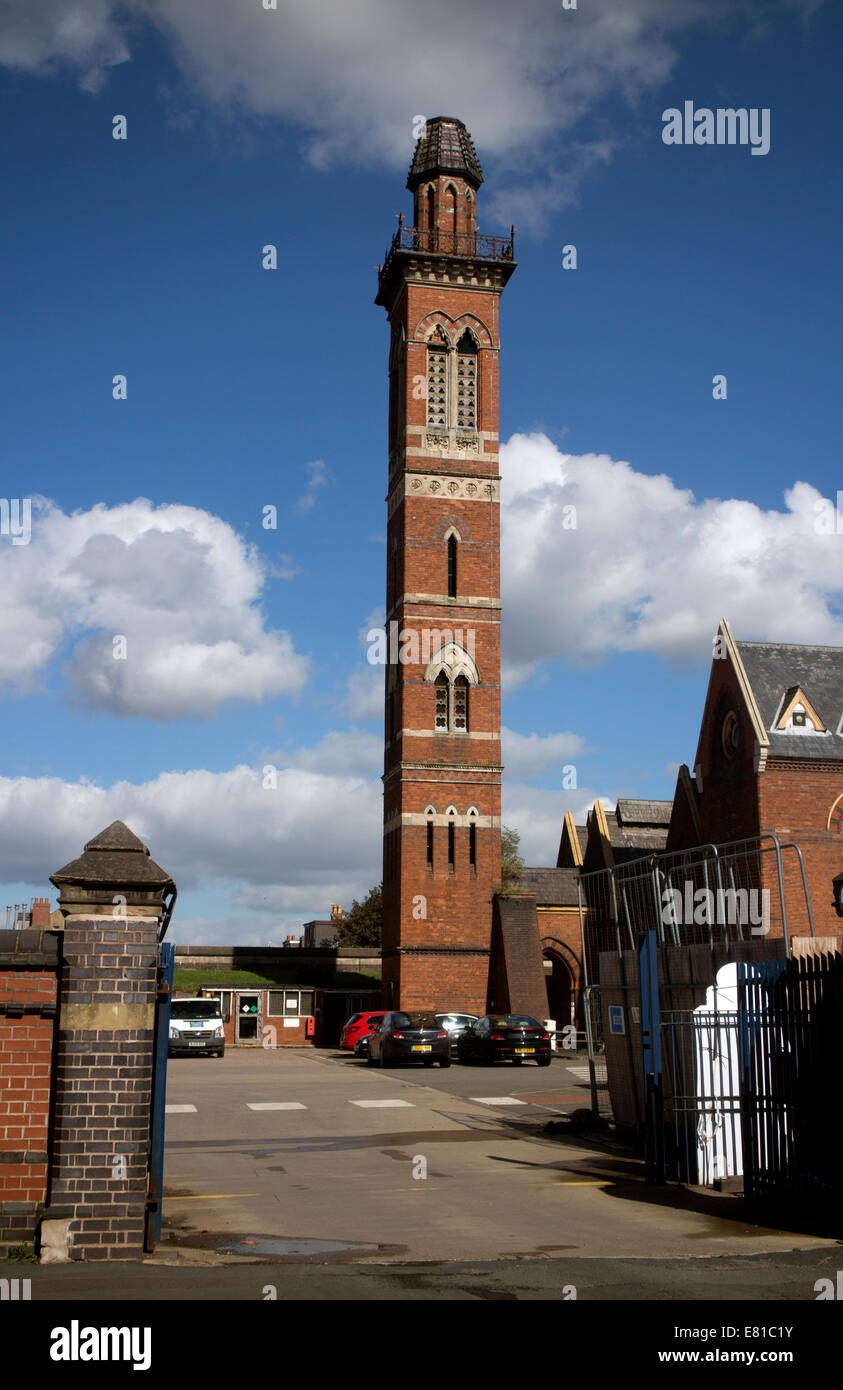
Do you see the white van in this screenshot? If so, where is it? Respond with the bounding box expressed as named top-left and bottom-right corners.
top-left (168, 997), bottom-right (226, 1058)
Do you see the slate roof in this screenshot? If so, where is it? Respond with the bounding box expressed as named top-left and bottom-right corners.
top-left (606, 826), bottom-right (669, 861)
top-left (407, 117), bottom-right (484, 190)
top-left (515, 867), bottom-right (580, 907)
top-left (738, 641), bottom-right (843, 762)
top-left (615, 799), bottom-right (673, 827)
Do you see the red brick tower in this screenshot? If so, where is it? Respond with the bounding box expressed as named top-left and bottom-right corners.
top-left (375, 117), bottom-right (516, 1012)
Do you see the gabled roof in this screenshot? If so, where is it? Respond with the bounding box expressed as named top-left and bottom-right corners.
top-left (556, 811), bottom-right (587, 868)
top-left (693, 619), bottom-right (769, 772)
top-left (737, 640), bottom-right (843, 761)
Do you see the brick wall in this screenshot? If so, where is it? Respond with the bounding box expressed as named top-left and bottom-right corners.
top-left (0, 932), bottom-right (58, 1249)
top-left (488, 895), bottom-right (547, 1018)
top-left (759, 759), bottom-right (843, 941)
top-left (46, 914), bottom-right (158, 1261)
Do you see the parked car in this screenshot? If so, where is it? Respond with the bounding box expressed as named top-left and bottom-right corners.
top-left (367, 1011), bottom-right (451, 1068)
top-left (168, 997), bottom-right (225, 1057)
top-left (340, 1010), bottom-right (388, 1052)
top-left (353, 1033), bottom-right (371, 1058)
top-left (434, 1011), bottom-right (479, 1055)
top-left (457, 1015), bottom-right (552, 1066)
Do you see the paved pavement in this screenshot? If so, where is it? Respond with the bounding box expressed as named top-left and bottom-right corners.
top-left (152, 1047), bottom-right (835, 1276)
top-left (5, 1247), bottom-right (841, 1302)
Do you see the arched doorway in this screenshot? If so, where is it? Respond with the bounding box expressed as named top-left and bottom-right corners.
top-left (541, 937), bottom-right (583, 1032)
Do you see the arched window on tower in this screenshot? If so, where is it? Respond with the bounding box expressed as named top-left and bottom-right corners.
top-left (447, 810), bottom-right (456, 870)
top-left (456, 330), bottom-right (477, 430)
top-left (434, 672), bottom-right (449, 730)
top-left (426, 811), bottom-right (435, 872)
top-left (427, 641), bottom-right (478, 735)
top-left (447, 533), bottom-right (457, 598)
top-left (453, 675), bottom-right (469, 732)
top-left (425, 184), bottom-right (435, 241)
top-left (443, 183), bottom-right (456, 252)
top-left (427, 329), bottom-right (448, 429)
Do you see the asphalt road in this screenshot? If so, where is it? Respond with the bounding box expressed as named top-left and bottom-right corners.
top-left (154, 1048), bottom-right (834, 1273)
top-left (11, 1048), bottom-right (839, 1307)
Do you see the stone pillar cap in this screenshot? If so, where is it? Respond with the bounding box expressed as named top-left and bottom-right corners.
top-left (50, 820), bottom-right (175, 918)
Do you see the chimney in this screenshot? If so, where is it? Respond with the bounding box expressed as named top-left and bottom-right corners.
top-left (30, 896), bottom-right (52, 929)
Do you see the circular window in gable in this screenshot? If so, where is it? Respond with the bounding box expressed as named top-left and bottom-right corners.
top-left (721, 710), bottom-right (740, 759)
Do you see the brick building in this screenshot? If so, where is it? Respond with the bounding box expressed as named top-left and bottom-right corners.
top-left (666, 618), bottom-right (843, 943)
top-left (374, 126), bottom-right (842, 1021)
top-left (375, 117), bottom-right (518, 1014)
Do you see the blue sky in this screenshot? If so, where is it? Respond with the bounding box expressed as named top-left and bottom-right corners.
top-left (1, 0), bottom-right (841, 941)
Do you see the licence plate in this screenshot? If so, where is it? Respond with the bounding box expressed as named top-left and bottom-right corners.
top-left (411, 1044), bottom-right (432, 1052)
top-left (188, 1041), bottom-right (205, 1048)
top-left (514, 1047), bottom-right (535, 1054)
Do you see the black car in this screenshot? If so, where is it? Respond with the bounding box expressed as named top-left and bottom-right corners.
top-left (457, 1015), bottom-right (552, 1066)
top-left (354, 1033), bottom-right (371, 1058)
top-left (434, 1011), bottom-right (479, 1055)
top-left (367, 1011), bottom-right (451, 1068)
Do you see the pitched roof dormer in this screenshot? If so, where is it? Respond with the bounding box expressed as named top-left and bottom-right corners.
top-left (772, 685), bottom-right (827, 735)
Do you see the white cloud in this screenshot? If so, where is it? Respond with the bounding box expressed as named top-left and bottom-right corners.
top-left (501, 727), bottom-right (585, 782)
top-left (501, 783), bottom-right (599, 867)
top-left (501, 433), bottom-right (843, 676)
top-left (338, 667), bottom-right (383, 722)
top-left (295, 459), bottom-right (330, 512)
top-left (0, 761), bottom-right (382, 913)
top-left (0, 498), bottom-right (309, 717)
top-left (0, 0), bottom-right (130, 92)
top-left (0, 0), bottom-right (808, 225)
top-left (271, 728), bottom-right (383, 778)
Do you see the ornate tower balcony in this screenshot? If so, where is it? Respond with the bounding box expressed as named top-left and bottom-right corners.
top-left (375, 116), bottom-right (516, 306)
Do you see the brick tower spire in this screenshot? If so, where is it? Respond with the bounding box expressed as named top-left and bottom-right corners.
top-left (375, 117), bottom-right (516, 1012)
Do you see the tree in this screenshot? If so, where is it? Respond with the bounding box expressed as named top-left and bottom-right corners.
top-left (500, 825), bottom-right (525, 892)
top-left (335, 883), bottom-right (382, 947)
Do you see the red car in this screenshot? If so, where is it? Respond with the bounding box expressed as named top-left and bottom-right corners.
top-left (339, 1010), bottom-right (388, 1051)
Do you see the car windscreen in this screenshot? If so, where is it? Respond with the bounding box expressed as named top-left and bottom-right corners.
top-left (170, 1001), bottom-right (222, 1020)
top-left (488, 1015), bottom-right (541, 1029)
top-left (399, 1013), bottom-right (439, 1028)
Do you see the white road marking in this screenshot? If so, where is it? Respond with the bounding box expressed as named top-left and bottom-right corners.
top-left (350, 1099), bottom-right (415, 1108)
top-left (165, 1104), bottom-right (197, 1113)
top-left (566, 1065), bottom-right (591, 1080)
top-left (469, 1096), bottom-right (526, 1105)
top-left (247, 1102), bottom-right (307, 1111)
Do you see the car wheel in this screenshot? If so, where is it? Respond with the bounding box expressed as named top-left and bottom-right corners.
top-left (483, 1052), bottom-right (495, 1066)
top-left (380, 1048), bottom-right (389, 1067)
top-left (216, 1049), bottom-right (225, 1058)
top-left (367, 1050), bottom-right (377, 1065)
top-left (538, 1055), bottom-right (552, 1067)
top-left (439, 1057), bottom-right (451, 1068)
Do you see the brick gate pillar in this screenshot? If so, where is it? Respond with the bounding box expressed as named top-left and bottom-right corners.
top-left (43, 821), bottom-right (175, 1261)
